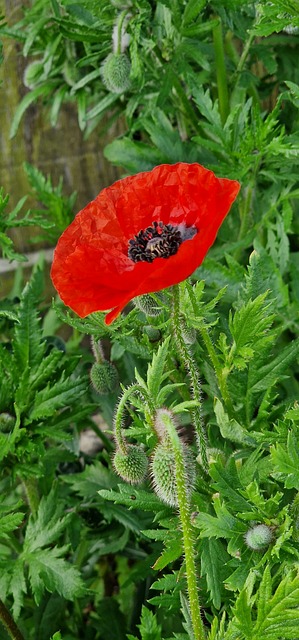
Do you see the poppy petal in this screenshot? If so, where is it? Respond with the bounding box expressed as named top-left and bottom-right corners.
top-left (51, 163), bottom-right (240, 323)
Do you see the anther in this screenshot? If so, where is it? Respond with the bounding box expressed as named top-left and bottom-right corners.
top-left (128, 221), bottom-right (197, 264)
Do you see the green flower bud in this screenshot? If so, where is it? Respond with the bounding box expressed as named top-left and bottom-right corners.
top-left (101, 53), bottom-right (131, 94)
top-left (143, 325), bottom-right (161, 342)
top-left (244, 524), bottom-right (273, 551)
top-left (23, 61), bottom-right (44, 89)
top-left (151, 442), bottom-right (195, 507)
top-left (134, 294), bottom-right (163, 317)
top-left (113, 445), bottom-right (148, 484)
top-left (90, 361), bottom-right (118, 394)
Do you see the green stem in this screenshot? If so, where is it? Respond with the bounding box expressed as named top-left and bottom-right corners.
top-left (0, 599), bottom-right (25, 640)
top-left (213, 18), bottom-right (229, 125)
top-left (22, 478), bottom-right (39, 518)
top-left (170, 285), bottom-right (208, 472)
top-left (160, 412), bottom-right (205, 640)
top-left (115, 10), bottom-right (128, 55)
top-left (114, 384), bottom-right (155, 453)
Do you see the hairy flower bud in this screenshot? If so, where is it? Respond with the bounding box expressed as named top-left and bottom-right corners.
top-left (90, 361), bottom-right (118, 394)
top-left (133, 293), bottom-right (164, 317)
top-left (244, 524), bottom-right (273, 551)
top-left (113, 445), bottom-right (148, 484)
top-left (101, 53), bottom-right (131, 94)
top-left (151, 442), bottom-right (195, 507)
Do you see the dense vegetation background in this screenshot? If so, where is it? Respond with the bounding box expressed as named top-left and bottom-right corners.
top-left (1, 1), bottom-right (299, 639)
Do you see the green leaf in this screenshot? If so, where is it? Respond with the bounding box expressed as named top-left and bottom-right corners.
top-left (147, 336), bottom-right (171, 403)
top-left (214, 398), bottom-right (256, 446)
top-left (104, 138), bottom-right (164, 173)
top-left (27, 373), bottom-right (88, 422)
top-left (129, 606), bottom-right (163, 640)
top-left (28, 546), bottom-right (85, 603)
top-left (13, 265), bottom-right (45, 370)
top-left (271, 430), bottom-right (299, 489)
top-left (10, 83), bottom-right (57, 138)
top-left (250, 339), bottom-right (299, 393)
top-left (200, 538), bottom-right (230, 609)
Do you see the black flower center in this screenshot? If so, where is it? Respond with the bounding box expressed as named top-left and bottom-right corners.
top-left (128, 221), bottom-right (197, 264)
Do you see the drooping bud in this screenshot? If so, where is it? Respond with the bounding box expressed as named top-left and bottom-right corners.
top-left (154, 408), bottom-right (177, 441)
top-left (113, 445), bottom-right (148, 484)
top-left (90, 361), bottom-right (118, 394)
top-left (151, 441), bottom-right (195, 507)
top-left (101, 53), bottom-right (131, 94)
top-left (133, 293), bottom-right (164, 317)
top-left (244, 524), bottom-right (273, 551)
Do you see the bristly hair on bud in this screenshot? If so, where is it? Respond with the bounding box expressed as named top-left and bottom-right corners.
top-left (113, 445), bottom-right (148, 484)
top-left (90, 361), bottom-right (119, 395)
top-left (154, 408), bottom-right (178, 441)
top-left (150, 441), bottom-right (196, 507)
top-left (133, 293), bottom-right (164, 317)
top-left (244, 524), bottom-right (273, 551)
top-left (101, 53), bottom-right (131, 94)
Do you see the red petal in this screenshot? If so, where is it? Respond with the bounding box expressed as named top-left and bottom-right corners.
top-left (51, 163), bottom-right (240, 322)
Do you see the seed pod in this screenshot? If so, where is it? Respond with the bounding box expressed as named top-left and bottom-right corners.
top-left (244, 524), bottom-right (273, 551)
top-left (101, 53), bottom-right (131, 94)
top-left (113, 445), bottom-right (148, 484)
top-left (90, 361), bottom-right (118, 394)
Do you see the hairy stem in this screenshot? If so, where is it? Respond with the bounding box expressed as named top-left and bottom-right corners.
top-left (213, 18), bottom-right (229, 124)
top-left (170, 285), bottom-right (208, 471)
top-left (0, 599), bottom-right (25, 640)
top-left (159, 412), bottom-right (205, 640)
top-left (114, 384), bottom-right (155, 453)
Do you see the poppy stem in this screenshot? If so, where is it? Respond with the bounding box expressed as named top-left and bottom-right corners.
top-left (170, 285), bottom-right (208, 472)
top-left (158, 411), bottom-right (206, 640)
top-left (0, 598), bottom-right (25, 640)
top-left (114, 383), bottom-right (155, 453)
top-left (213, 18), bottom-right (230, 125)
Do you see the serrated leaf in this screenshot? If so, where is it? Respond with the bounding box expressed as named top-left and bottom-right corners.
top-left (28, 547), bottom-right (85, 603)
top-left (98, 485), bottom-right (166, 513)
top-left (24, 489), bottom-right (72, 553)
top-left (27, 373), bottom-right (87, 422)
top-left (147, 336), bottom-right (171, 402)
top-left (271, 430), bottom-right (299, 489)
top-left (13, 266), bottom-right (45, 370)
top-left (250, 339), bottom-right (299, 393)
top-left (214, 398), bottom-right (256, 446)
top-left (201, 538), bottom-right (230, 609)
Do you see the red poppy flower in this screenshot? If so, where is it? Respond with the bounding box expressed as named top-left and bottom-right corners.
top-left (51, 163), bottom-right (240, 325)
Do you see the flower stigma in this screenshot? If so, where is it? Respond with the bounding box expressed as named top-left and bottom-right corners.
top-left (128, 221), bottom-right (197, 263)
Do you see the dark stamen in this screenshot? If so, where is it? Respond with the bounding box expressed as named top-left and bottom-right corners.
top-left (128, 221), bottom-right (197, 264)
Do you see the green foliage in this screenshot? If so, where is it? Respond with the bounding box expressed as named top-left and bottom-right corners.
top-left (0, 187), bottom-right (52, 261)
top-left (1, 1), bottom-right (299, 639)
